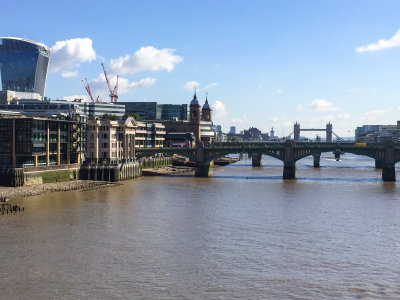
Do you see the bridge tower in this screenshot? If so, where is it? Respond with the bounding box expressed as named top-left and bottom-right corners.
top-left (294, 122), bottom-right (300, 142)
top-left (326, 122), bottom-right (332, 142)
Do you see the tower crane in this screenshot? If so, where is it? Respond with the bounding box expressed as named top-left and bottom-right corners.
top-left (82, 78), bottom-right (100, 102)
top-left (101, 63), bottom-right (119, 103)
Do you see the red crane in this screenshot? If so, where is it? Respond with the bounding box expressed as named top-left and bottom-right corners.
top-left (82, 78), bottom-right (100, 102)
top-left (101, 63), bottom-right (119, 103)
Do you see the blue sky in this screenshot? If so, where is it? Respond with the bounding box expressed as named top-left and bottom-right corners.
top-left (2, 0), bottom-right (400, 137)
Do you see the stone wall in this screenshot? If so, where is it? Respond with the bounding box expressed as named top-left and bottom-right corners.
top-left (139, 157), bottom-right (173, 169)
top-left (0, 167), bottom-right (79, 187)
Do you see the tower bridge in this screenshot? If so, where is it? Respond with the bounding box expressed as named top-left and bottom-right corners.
top-left (135, 140), bottom-right (400, 182)
top-left (291, 122), bottom-right (341, 142)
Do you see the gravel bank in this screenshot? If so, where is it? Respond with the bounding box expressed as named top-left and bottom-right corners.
top-left (142, 166), bottom-right (195, 176)
top-left (0, 180), bottom-right (118, 201)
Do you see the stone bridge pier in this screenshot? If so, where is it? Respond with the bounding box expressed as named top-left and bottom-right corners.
top-left (251, 153), bottom-right (262, 167)
top-left (334, 149), bottom-right (341, 161)
top-left (382, 140), bottom-right (396, 182)
top-left (195, 142), bottom-right (213, 177)
top-left (375, 158), bottom-right (384, 169)
top-left (313, 152), bottom-right (321, 168)
top-left (283, 140), bottom-right (296, 179)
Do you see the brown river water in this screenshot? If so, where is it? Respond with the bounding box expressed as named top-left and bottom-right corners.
top-left (1, 154), bottom-right (400, 299)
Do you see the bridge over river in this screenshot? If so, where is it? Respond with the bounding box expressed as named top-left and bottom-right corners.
top-left (136, 141), bottom-right (400, 181)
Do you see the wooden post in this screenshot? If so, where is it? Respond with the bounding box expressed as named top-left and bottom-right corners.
top-left (46, 122), bottom-right (50, 166)
top-left (57, 122), bottom-right (61, 165)
top-left (12, 119), bottom-right (16, 168)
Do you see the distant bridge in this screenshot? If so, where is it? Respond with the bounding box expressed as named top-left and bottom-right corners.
top-left (135, 141), bottom-right (400, 181)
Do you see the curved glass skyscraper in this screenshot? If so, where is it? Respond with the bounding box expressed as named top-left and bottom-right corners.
top-left (0, 37), bottom-right (50, 98)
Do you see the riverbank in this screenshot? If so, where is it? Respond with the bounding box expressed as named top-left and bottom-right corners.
top-left (142, 166), bottom-right (195, 176)
top-left (142, 157), bottom-right (240, 176)
top-left (0, 180), bottom-right (118, 201)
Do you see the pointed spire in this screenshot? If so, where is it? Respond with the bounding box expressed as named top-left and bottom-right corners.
top-left (205, 92), bottom-right (208, 104)
top-left (194, 87), bottom-right (197, 100)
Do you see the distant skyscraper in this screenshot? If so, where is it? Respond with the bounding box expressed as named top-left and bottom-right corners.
top-left (0, 37), bottom-right (50, 99)
top-left (216, 125), bottom-right (222, 132)
top-left (230, 126), bottom-right (236, 134)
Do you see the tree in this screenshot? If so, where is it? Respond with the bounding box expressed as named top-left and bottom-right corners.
top-left (101, 113), bottom-right (119, 121)
top-left (122, 113), bottom-right (142, 121)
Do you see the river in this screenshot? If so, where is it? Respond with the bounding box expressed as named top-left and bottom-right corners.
top-left (1, 154), bottom-right (400, 299)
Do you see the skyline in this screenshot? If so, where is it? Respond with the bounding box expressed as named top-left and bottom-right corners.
top-left (1, 0), bottom-right (400, 137)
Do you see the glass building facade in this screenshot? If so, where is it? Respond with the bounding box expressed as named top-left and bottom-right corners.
top-left (0, 37), bottom-right (50, 97)
top-left (124, 102), bottom-right (189, 121)
top-left (0, 116), bottom-right (83, 168)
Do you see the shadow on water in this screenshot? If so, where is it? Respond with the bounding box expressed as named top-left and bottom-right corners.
top-left (168, 174), bottom-right (382, 183)
top-left (226, 163), bottom-right (376, 170)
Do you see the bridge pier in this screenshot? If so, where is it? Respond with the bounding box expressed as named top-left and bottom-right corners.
top-left (283, 140), bottom-right (296, 179)
top-left (334, 149), bottom-right (341, 161)
top-left (195, 161), bottom-right (214, 177)
top-left (283, 162), bottom-right (296, 179)
top-left (313, 153), bottom-right (321, 168)
top-left (382, 141), bottom-right (396, 182)
top-left (375, 158), bottom-right (384, 169)
top-left (251, 153), bottom-right (262, 167)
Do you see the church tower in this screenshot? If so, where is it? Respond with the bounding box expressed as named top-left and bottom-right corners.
top-left (189, 91), bottom-right (201, 122)
top-left (189, 91), bottom-right (201, 142)
top-left (201, 94), bottom-right (212, 121)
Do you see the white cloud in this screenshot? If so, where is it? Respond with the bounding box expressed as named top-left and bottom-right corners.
top-left (308, 99), bottom-right (339, 112)
top-left (277, 89), bottom-right (283, 94)
top-left (231, 116), bottom-right (248, 124)
top-left (296, 104), bottom-right (304, 112)
top-left (61, 71), bottom-right (78, 78)
top-left (348, 87), bottom-right (362, 93)
top-left (88, 73), bottom-right (156, 100)
top-left (356, 28), bottom-right (400, 53)
top-left (211, 100), bottom-right (228, 120)
top-left (49, 38), bottom-right (96, 74)
top-left (109, 46), bottom-right (182, 75)
top-left (204, 82), bottom-right (218, 90)
top-left (182, 81), bottom-right (218, 92)
top-left (182, 81), bottom-right (200, 91)
top-left (363, 109), bottom-right (387, 121)
top-left (62, 95), bottom-right (88, 102)
top-left (337, 113), bottom-right (351, 119)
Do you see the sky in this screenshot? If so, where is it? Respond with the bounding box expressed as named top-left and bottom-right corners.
top-left (1, 0), bottom-right (400, 137)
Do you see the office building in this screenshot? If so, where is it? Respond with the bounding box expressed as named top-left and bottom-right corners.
top-left (135, 121), bottom-right (166, 148)
top-left (230, 126), bottom-right (236, 134)
top-left (124, 101), bottom-right (188, 120)
top-left (0, 37), bottom-right (50, 100)
top-left (0, 98), bottom-right (125, 118)
top-left (0, 113), bottom-right (83, 168)
top-left (355, 121), bottom-right (400, 143)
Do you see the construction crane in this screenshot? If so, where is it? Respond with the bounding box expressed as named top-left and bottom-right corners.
top-left (82, 78), bottom-right (100, 102)
top-left (101, 63), bottom-right (119, 103)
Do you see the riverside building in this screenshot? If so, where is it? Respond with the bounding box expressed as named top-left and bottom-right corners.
top-left (86, 117), bottom-right (137, 164)
top-left (0, 113), bottom-right (84, 168)
top-left (135, 121), bottom-right (166, 148)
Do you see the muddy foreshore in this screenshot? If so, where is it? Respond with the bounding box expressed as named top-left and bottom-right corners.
top-left (0, 180), bottom-right (118, 201)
